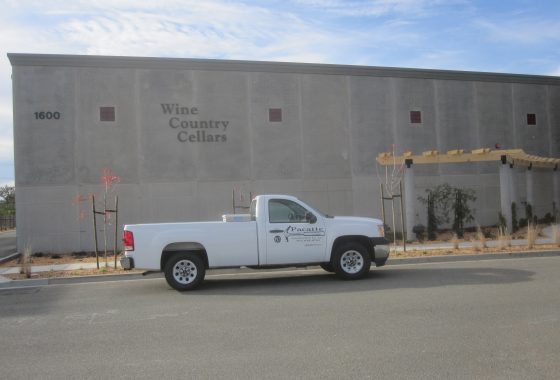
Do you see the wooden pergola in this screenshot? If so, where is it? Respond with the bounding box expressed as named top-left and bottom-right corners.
top-left (376, 148), bottom-right (560, 238)
top-left (376, 148), bottom-right (560, 168)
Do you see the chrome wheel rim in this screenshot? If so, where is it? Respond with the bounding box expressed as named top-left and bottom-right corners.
top-left (340, 250), bottom-right (364, 274)
top-left (173, 259), bottom-right (197, 285)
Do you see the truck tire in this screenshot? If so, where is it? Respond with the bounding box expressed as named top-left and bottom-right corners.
top-left (164, 253), bottom-right (205, 291)
top-left (332, 242), bottom-right (371, 280)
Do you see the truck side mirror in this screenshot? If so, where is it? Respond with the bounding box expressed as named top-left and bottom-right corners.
top-left (305, 212), bottom-right (317, 224)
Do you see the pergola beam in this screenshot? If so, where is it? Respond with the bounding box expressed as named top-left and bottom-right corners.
top-left (376, 148), bottom-right (560, 168)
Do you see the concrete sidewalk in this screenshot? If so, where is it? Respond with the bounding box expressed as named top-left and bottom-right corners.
top-left (0, 261), bottom-right (120, 286)
top-left (395, 236), bottom-right (554, 251)
top-left (393, 225), bottom-right (557, 251)
top-left (0, 261), bottom-right (105, 276)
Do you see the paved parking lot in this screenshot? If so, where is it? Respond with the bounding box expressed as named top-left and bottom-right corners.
top-left (0, 230), bottom-right (16, 260)
top-left (1, 256), bottom-right (559, 379)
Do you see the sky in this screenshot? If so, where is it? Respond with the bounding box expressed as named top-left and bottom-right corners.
top-left (0, 0), bottom-right (559, 186)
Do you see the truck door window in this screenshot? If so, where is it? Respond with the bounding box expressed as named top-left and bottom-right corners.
top-left (269, 199), bottom-right (309, 223)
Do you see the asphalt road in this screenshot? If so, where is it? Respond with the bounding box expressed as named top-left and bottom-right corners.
top-left (1, 257), bottom-right (559, 379)
top-left (0, 230), bottom-right (16, 259)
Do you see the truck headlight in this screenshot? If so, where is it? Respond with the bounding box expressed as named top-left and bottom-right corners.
top-left (377, 225), bottom-right (385, 237)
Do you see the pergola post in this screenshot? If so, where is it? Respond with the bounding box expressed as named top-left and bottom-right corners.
top-left (509, 164), bottom-right (518, 206)
top-left (499, 156), bottom-right (513, 232)
top-left (553, 166), bottom-right (560, 219)
top-left (404, 159), bottom-right (415, 240)
top-left (526, 164), bottom-right (534, 211)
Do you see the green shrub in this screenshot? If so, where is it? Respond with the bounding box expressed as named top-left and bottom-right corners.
top-left (418, 183), bottom-right (476, 239)
top-left (498, 212), bottom-right (507, 230)
top-left (511, 202), bottom-right (518, 232)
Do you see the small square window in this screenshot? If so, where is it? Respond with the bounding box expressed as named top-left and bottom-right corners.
top-left (269, 108), bottom-right (282, 122)
top-left (100, 107), bottom-right (115, 122)
top-left (410, 110), bottom-right (422, 124)
top-left (527, 113), bottom-right (536, 125)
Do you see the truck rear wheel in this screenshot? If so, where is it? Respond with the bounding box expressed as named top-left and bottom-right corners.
top-left (164, 253), bottom-right (205, 291)
top-left (332, 242), bottom-right (371, 280)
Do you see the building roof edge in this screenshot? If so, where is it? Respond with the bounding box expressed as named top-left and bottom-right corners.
top-left (7, 53), bottom-right (560, 85)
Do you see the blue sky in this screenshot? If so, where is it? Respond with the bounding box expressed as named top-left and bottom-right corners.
top-left (1, 0), bottom-right (559, 186)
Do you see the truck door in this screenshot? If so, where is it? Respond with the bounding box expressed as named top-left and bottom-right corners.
top-left (265, 198), bottom-right (326, 265)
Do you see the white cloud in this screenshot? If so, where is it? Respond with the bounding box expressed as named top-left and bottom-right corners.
top-left (292, 0), bottom-right (466, 17)
top-left (550, 67), bottom-right (560, 77)
top-left (475, 17), bottom-right (560, 45)
top-left (400, 49), bottom-right (470, 71)
top-left (0, 0), bottom-right (356, 65)
top-left (0, 102), bottom-right (13, 162)
top-left (57, 4), bottom-right (339, 62)
top-left (0, 103), bottom-right (12, 121)
top-left (0, 137), bottom-right (13, 161)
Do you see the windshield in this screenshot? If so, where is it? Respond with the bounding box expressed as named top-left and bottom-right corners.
top-left (302, 200), bottom-right (333, 218)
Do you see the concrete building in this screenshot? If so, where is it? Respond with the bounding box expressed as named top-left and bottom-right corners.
top-left (8, 53), bottom-right (560, 253)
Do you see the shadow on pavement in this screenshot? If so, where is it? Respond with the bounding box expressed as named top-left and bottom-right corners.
top-left (182, 266), bottom-right (535, 296)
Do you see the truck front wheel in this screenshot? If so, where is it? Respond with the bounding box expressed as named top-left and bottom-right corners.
top-left (332, 242), bottom-right (371, 280)
top-left (164, 253), bottom-right (206, 291)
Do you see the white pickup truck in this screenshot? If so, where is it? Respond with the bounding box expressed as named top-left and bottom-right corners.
top-left (121, 194), bottom-right (389, 290)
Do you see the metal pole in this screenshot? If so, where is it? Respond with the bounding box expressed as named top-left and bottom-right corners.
top-left (92, 195), bottom-right (99, 269)
top-left (103, 193), bottom-right (108, 267)
top-left (380, 183), bottom-right (386, 227)
top-left (391, 196), bottom-right (397, 245)
top-left (113, 196), bottom-right (119, 269)
top-left (399, 181), bottom-right (406, 251)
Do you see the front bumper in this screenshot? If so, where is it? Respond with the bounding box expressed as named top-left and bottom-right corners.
top-left (120, 255), bottom-right (134, 270)
top-left (372, 243), bottom-right (390, 267)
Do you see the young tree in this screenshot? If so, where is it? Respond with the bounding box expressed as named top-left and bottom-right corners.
top-left (0, 185), bottom-right (15, 203)
top-left (0, 185), bottom-right (15, 215)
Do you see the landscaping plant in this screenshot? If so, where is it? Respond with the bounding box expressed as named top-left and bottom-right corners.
top-left (552, 224), bottom-right (560, 247)
top-left (476, 225), bottom-right (487, 249)
top-left (19, 245), bottom-right (32, 279)
top-left (419, 183), bottom-right (476, 239)
top-left (511, 202), bottom-right (519, 232)
top-left (526, 223), bottom-right (537, 249)
top-left (427, 194), bottom-right (437, 240)
top-left (497, 226), bottom-right (511, 250)
top-left (451, 233), bottom-right (459, 250)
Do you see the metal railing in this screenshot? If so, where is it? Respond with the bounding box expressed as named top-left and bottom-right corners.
top-left (0, 215), bottom-right (15, 230)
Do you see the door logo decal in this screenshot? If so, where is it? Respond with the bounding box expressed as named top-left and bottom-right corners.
top-left (274, 236), bottom-right (281, 243)
top-left (283, 226), bottom-right (325, 243)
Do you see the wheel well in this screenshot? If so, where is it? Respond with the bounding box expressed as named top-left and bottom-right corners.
top-left (330, 236), bottom-right (373, 261)
top-left (160, 247), bottom-right (209, 271)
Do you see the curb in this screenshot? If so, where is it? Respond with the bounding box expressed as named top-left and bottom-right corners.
top-left (0, 252), bottom-right (19, 265)
top-left (387, 249), bottom-right (560, 265)
top-left (0, 271), bottom-right (149, 289)
top-left (1, 249), bottom-right (559, 289)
